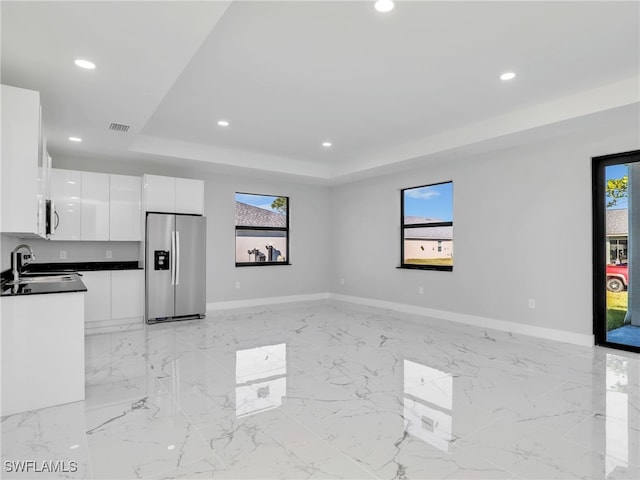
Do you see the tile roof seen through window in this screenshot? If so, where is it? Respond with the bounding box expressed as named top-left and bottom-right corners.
top-left (236, 201), bottom-right (286, 227)
top-left (405, 226), bottom-right (453, 240)
top-left (606, 209), bottom-right (628, 236)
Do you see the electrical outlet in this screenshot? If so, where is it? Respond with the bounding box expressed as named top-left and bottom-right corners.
top-left (340, 278), bottom-right (345, 285)
top-left (419, 286), bottom-right (424, 295)
top-left (59, 250), bottom-right (67, 260)
top-left (528, 298), bottom-right (536, 309)
top-left (235, 281), bottom-right (241, 289)
top-left (106, 250), bottom-right (112, 259)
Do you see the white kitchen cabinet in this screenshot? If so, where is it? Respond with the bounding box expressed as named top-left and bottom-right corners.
top-left (83, 269), bottom-right (144, 333)
top-left (111, 270), bottom-right (144, 319)
top-left (81, 172), bottom-right (110, 241)
top-left (110, 174), bottom-right (142, 241)
top-left (50, 169), bottom-right (82, 240)
top-left (175, 177), bottom-right (204, 215)
top-left (1, 85), bottom-right (46, 236)
top-left (144, 174), bottom-right (176, 213)
top-left (144, 174), bottom-right (204, 214)
top-left (82, 271), bottom-right (111, 323)
top-left (1, 292), bottom-right (85, 416)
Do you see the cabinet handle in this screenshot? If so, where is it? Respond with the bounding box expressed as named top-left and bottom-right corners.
top-left (54, 211), bottom-right (59, 230)
top-left (176, 231), bottom-right (180, 286)
top-left (170, 230), bottom-right (176, 286)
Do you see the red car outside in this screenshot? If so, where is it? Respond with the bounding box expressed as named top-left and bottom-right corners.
top-left (606, 263), bottom-right (628, 292)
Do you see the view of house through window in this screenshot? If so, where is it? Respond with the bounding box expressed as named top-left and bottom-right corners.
top-left (235, 193), bottom-right (289, 266)
top-left (401, 181), bottom-right (453, 270)
top-left (600, 158), bottom-right (639, 350)
top-left (594, 151), bottom-right (640, 352)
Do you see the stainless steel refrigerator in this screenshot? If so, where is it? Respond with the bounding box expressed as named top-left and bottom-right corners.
top-left (146, 213), bottom-right (206, 324)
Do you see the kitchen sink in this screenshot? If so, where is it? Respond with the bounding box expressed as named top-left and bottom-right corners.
top-left (20, 275), bottom-right (75, 283)
top-left (4, 275), bottom-right (76, 285)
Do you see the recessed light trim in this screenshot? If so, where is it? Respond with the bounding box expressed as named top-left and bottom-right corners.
top-left (500, 72), bottom-right (516, 81)
top-left (68, 136), bottom-right (82, 142)
top-left (217, 120), bottom-right (230, 127)
top-left (375, 0), bottom-right (394, 13)
top-left (322, 142), bottom-right (332, 148)
top-left (74, 59), bottom-right (96, 70)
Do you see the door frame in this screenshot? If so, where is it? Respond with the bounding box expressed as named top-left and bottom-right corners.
top-left (592, 150), bottom-right (640, 353)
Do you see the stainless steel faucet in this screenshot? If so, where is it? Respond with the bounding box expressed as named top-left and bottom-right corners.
top-left (11, 244), bottom-right (35, 283)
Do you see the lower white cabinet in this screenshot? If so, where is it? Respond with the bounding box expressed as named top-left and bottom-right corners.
top-left (111, 270), bottom-right (144, 319)
top-left (83, 271), bottom-right (111, 322)
top-left (83, 269), bottom-right (144, 332)
top-left (1, 292), bottom-right (85, 416)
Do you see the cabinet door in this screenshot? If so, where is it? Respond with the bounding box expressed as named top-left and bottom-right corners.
top-left (81, 172), bottom-right (110, 240)
top-left (144, 175), bottom-right (175, 213)
top-left (82, 271), bottom-right (111, 323)
top-left (50, 169), bottom-right (81, 240)
top-left (1, 85), bottom-right (40, 235)
top-left (111, 270), bottom-right (144, 320)
top-left (175, 178), bottom-right (204, 215)
top-left (110, 174), bottom-right (142, 241)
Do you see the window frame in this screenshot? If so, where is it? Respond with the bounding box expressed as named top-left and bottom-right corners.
top-left (592, 150), bottom-right (640, 353)
top-left (235, 192), bottom-right (290, 267)
top-left (400, 181), bottom-right (453, 272)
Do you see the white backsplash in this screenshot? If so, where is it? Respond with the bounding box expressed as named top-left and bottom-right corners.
top-left (0, 234), bottom-right (140, 270)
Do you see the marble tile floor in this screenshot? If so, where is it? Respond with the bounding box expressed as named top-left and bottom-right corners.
top-left (2, 300), bottom-right (639, 479)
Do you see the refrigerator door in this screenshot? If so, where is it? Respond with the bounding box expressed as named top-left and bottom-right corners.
top-left (175, 215), bottom-right (206, 318)
top-left (146, 213), bottom-right (175, 321)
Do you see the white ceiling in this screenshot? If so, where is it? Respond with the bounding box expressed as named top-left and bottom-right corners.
top-left (2, 1), bottom-right (639, 183)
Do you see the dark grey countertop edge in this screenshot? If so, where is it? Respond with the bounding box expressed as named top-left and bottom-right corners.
top-left (1, 274), bottom-right (87, 297)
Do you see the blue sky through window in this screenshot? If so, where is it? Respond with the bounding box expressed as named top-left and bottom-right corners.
top-left (403, 182), bottom-right (453, 221)
top-left (235, 193), bottom-right (280, 212)
top-left (605, 164), bottom-right (629, 210)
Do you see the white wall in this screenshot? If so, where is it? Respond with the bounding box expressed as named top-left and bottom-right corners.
top-left (52, 156), bottom-right (331, 304)
top-left (329, 127), bottom-right (640, 337)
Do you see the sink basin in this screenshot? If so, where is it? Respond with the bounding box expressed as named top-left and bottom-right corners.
top-left (20, 275), bottom-right (75, 283)
top-left (5, 275), bottom-right (76, 285)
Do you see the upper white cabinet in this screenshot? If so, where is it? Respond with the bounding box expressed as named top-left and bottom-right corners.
top-left (1, 85), bottom-right (47, 236)
top-left (175, 177), bottom-right (205, 215)
top-left (144, 174), bottom-right (204, 215)
top-left (144, 174), bottom-right (175, 213)
top-left (110, 174), bottom-right (142, 241)
top-left (81, 172), bottom-right (110, 241)
top-left (50, 169), bottom-right (82, 240)
top-left (50, 168), bottom-right (142, 241)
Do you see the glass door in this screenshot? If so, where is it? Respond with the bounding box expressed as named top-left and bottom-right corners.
top-left (593, 150), bottom-right (640, 352)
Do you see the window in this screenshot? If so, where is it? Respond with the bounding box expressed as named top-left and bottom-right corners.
top-left (235, 193), bottom-right (289, 266)
top-left (401, 181), bottom-right (453, 271)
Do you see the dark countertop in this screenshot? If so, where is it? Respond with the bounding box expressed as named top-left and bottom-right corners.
top-left (1, 273), bottom-right (87, 297)
top-left (23, 261), bottom-right (142, 272)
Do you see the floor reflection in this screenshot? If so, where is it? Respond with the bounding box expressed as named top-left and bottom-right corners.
top-left (605, 353), bottom-right (640, 476)
top-left (403, 359), bottom-right (453, 453)
top-left (235, 343), bottom-right (287, 418)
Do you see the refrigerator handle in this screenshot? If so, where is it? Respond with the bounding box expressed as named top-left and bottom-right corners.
top-left (176, 231), bottom-right (181, 285)
top-left (171, 230), bottom-right (176, 286)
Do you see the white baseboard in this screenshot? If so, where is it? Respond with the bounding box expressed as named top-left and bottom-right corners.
top-left (206, 293), bottom-right (331, 311)
top-left (85, 316), bottom-right (144, 335)
top-left (329, 293), bottom-right (595, 347)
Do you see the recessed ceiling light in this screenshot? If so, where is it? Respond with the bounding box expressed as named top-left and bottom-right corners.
top-left (500, 72), bottom-right (516, 81)
top-left (217, 120), bottom-right (229, 127)
top-left (68, 136), bottom-right (82, 142)
top-left (322, 142), bottom-right (332, 147)
top-left (375, 0), bottom-right (394, 13)
top-left (74, 59), bottom-right (96, 70)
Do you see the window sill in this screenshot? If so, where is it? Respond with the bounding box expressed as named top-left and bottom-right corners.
top-left (396, 265), bottom-right (453, 272)
top-left (235, 262), bottom-right (292, 267)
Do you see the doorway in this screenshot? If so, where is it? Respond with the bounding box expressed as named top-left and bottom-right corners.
top-left (593, 150), bottom-right (640, 353)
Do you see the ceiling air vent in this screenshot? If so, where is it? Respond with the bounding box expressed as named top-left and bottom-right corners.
top-left (108, 122), bottom-right (131, 133)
